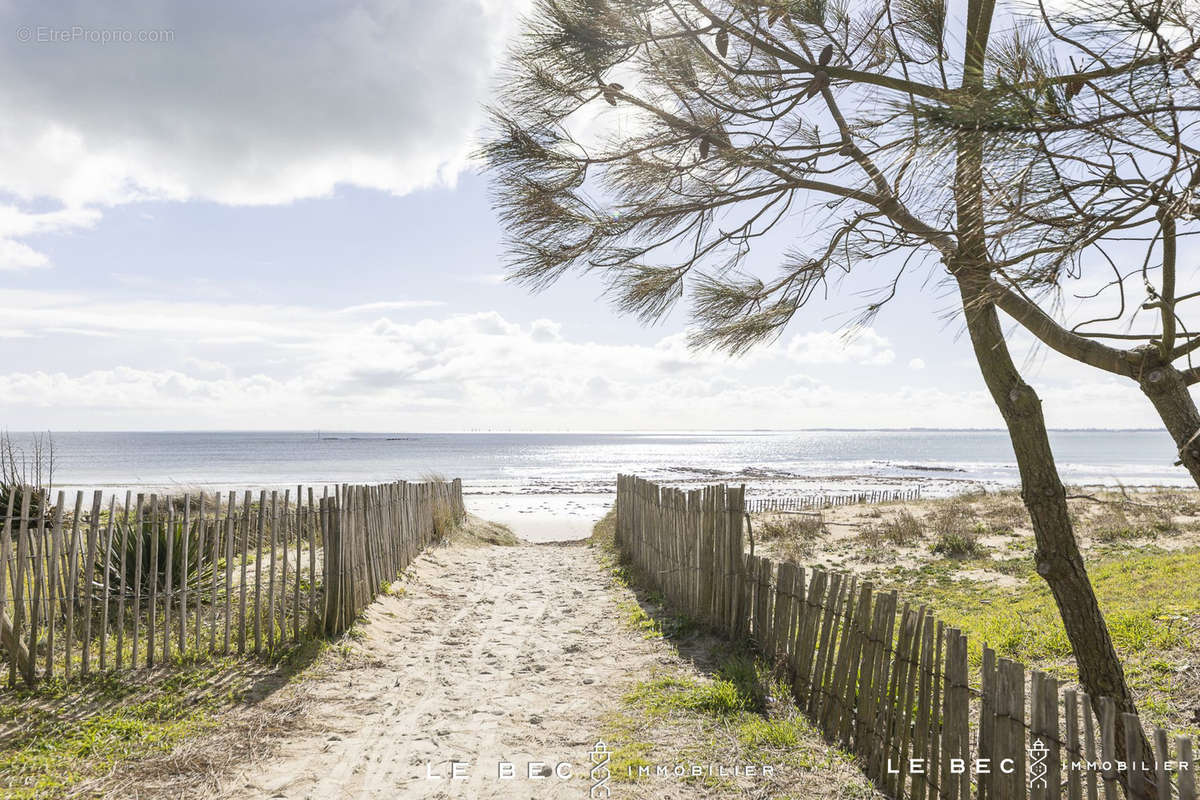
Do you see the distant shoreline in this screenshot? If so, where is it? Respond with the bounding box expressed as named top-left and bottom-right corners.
top-left (3, 427), bottom-right (1175, 434)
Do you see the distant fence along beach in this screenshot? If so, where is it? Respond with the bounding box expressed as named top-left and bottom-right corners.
top-left (745, 487), bottom-right (922, 513)
top-left (616, 474), bottom-right (1196, 800)
top-left (0, 478), bottom-right (464, 687)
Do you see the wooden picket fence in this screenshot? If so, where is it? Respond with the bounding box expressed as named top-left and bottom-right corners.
top-left (746, 486), bottom-right (922, 513)
top-left (0, 478), bottom-right (464, 687)
top-left (616, 474), bottom-right (1197, 800)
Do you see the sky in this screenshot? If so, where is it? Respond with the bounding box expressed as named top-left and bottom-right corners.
top-left (0, 0), bottom-right (1184, 431)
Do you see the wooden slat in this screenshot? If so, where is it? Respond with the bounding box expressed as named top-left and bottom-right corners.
top-left (1178, 737), bottom-right (1195, 800)
top-left (980, 646), bottom-right (996, 800)
top-left (295, 486), bottom-right (304, 642)
top-left (282, 489), bottom-right (291, 645)
top-left (820, 573), bottom-right (853, 740)
top-left (210, 492), bottom-right (223, 654)
top-left (163, 501), bottom-right (174, 663)
top-left (912, 610), bottom-right (934, 800)
top-left (223, 492), bottom-right (235, 655)
top-left (193, 493), bottom-right (205, 653)
top-left (309, 487), bottom-right (318, 635)
top-left (868, 591), bottom-right (898, 782)
top-left (835, 579), bottom-right (867, 750)
top-left (180, 494), bottom-right (190, 655)
top-left (1123, 712), bottom-right (1145, 800)
top-left (238, 491), bottom-right (251, 654)
top-left (876, 593), bottom-right (902, 788)
top-left (807, 571), bottom-right (841, 718)
top-left (267, 491), bottom-right (279, 652)
top-left (320, 489), bottom-right (332, 634)
top-left (1153, 727), bottom-right (1169, 800)
top-left (82, 491), bottom-right (102, 674)
top-left (13, 489), bottom-right (31, 685)
top-left (98, 496), bottom-right (114, 672)
top-left (63, 492), bottom-right (83, 681)
top-left (786, 565), bottom-right (807, 700)
top-left (1045, 675), bottom-right (1061, 800)
top-left (1100, 697), bottom-right (1118, 800)
top-left (893, 606), bottom-right (922, 798)
top-left (148, 494), bottom-right (160, 667)
top-left (796, 568), bottom-right (825, 714)
top-left (1065, 689), bottom-right (1083, 800)
top-left (942, 628), bottom-right (969, 800)
top-left (0, 489), bottom-right (15, 685)
top-left (821, 575), bottom-right (855, 739)
top-left (27, 490), bottom-right (47, 684)
top-left (1011, 658), bottom-right (1029, 800)
top-left (1081, 692), bottom-right (1099, 800)
top-left (993, 658), bottom-right (1011, 800)
top-left (253, 490), bottom-right (266, 654)
top-left (1032, 671), bottom-right (1045, 800)
top-left (116, 491), bottom-right (131, 672)
top-left (46, 492), bottom-right (65, 679)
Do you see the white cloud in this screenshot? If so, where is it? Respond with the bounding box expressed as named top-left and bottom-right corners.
top-left (0, 289), bottom-right (905, 426)
top-left (0, 287), bottom-right (1162, 430)
top-left (787, 328), bottom-right (895, 366)
top-left (462, 272), bottom-right (507, 286)
top-left (0, 239), bottom-right (50, 271)
top-left (529, 319), bottom-right (563, 342)
top-left (909, 358), bottom-right (926, 370)
top-left (0, 2), bottom-right (527, 207)
top-left (0, 204), bottom-right (101, 270)
top-left (0, 1), bottom-right (531, 268)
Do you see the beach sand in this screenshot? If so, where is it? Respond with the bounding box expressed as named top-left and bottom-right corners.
top-left (465, 493), bottom-right (612, 542)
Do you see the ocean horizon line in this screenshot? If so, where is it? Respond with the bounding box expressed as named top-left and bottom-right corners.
top-left (2, 427), bottom-right (1173, 435)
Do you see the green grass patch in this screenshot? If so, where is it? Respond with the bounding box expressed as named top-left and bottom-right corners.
top-left (738, 715), bottom-right (808, 751)
top-left (931, 530), bottom-right (984, 558)
top-left (625, 661), bottom-right (759, 717)
top-left (884, 547), bottom-right (1200, 730)
top-left (603, 647), bottom-right (877, 797)
top-left (1, 667), bottom-right (227, 798)
top-left (0, 639), bottom-right (326, 799)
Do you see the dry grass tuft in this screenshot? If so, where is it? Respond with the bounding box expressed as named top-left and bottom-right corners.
top-left (931, 529), bottom-right (983, 558)
top-left (925, 499), bottom-right (985, 557)
top-left (758, 513), bottom-right (825, 563)
top-left (879, 509), bottom-right (923, 545)
top-left (758, 513), bottom-right (825, 541)
top-left (418, 471), bottom-right (460, 539)
top-left (452, 514), bottom-right (521, 546)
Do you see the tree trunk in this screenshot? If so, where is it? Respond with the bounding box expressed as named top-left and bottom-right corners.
top-left (1137, 354), bottom-right (1200, 487)
top-left (952, 9), bottom-right (1150, 788)
top-left (957, 271), bottom-right (1154, 798)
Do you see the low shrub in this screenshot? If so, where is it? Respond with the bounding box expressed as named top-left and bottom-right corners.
top-left (932, 530), bottom-right (983, 558)
top-left (931, 499), bottom-right (974, 540)
top-left (879, 509), bottom-right (923, 545)
top-left (761, 514), bottom-right (824, 563)
top-left (855, 525), bottom-right (897, 562)
top-left (758, 514), bottom-right (824, 541)
top-left (1089, 504), bottom-right (1175, 543)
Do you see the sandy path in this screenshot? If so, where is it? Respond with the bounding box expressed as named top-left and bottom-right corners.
top-left (218, 542), bottom-right (662, 799)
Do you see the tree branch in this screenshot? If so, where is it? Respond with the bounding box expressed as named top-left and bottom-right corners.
top-left (988, 280), bottom-right (1137, 378)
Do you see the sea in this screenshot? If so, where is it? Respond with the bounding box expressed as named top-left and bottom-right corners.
top-left (15, 429), bottom-right (1193, 541)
